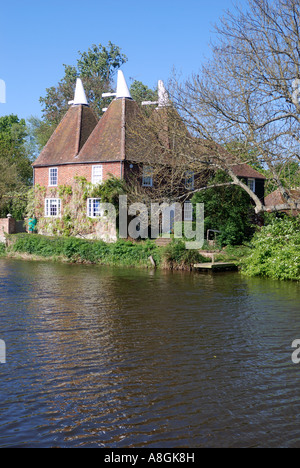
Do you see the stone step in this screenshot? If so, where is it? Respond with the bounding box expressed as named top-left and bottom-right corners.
top-left (155, 237), bottom-right (172, 247)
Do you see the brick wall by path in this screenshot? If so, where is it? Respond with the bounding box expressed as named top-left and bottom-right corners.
top-left (0, 218), bottom-right (16, 243)
top-left (34, 162), bottom-right (122, 191)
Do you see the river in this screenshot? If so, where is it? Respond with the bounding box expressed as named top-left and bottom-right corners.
top-left (0, 258), bottom-right (299, 448)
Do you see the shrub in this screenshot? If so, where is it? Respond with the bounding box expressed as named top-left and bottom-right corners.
top-left (242, 217), bottom-right (300, 281)
top-left (163, 239), bottom-right (208, 268)
top-left (8, 234), bottom-right (162, 268)
top-left (0, 243), bottom-right (5, 256)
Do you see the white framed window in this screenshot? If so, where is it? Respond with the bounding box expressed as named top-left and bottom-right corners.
top-left (184, 202), bottom-right (193, 221)
top-left (49, 167), bottom-right (58, 187)
top-left (142, 165), bottom-right (153, 187)
top-left (185, 171), bottom-right (194, 190)
top-left (92, 165), bottom-right (103, 185)
top-left (45, 198), bottom-right (61, 218)
top-left (87, 198), bottom-right (102, 218)
top-left (247, 178), bottom-right (256, 193)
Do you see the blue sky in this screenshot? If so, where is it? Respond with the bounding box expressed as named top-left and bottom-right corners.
top-left (0, 0), bottom-right (245, 121)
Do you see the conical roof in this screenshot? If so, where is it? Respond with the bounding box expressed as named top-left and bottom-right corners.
top-left (77, 97), bottom-right (140, 163)
top-left (33, 105), bottom-right (98, 167)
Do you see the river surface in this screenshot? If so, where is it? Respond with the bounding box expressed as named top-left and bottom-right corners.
top-left (0, 259), bottom-right (300, 448)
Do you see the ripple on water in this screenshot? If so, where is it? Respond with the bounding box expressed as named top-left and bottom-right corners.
top-left (0, 259), bottom-right (300, 447)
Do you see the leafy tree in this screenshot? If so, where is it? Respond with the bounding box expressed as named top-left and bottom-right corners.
top-left (31, 42), bottom-right (128, 151)
top-left (0, 115), bottom-right (33, 218)
top-left (129, 80), bottom-right (157, 106)
top-left (192, 172), bottom-right (255, 246)
top-left (40, 42), bottom-right (127, 123)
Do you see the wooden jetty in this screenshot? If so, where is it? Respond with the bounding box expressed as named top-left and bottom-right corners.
top-left (193, 262), bottom-right (238, 272)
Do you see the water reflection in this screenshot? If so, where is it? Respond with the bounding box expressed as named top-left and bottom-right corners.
top-left (0, 259), bottom-right (299, 447)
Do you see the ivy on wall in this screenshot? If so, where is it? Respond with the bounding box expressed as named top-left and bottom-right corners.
top-left (27, 176), bottom-right (126, 239)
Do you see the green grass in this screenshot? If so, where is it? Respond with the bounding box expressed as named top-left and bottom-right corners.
top-left (6, 234), bottom-right (213, 270)
top-left (7, 234), bottom-right (162, 268)
top-left (215, 245), bottom-right (252, 264)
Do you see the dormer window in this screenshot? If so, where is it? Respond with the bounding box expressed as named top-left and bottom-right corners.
top-left (49, 168), bottom-right (58, 187)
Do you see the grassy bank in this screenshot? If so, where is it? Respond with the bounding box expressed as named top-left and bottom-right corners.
top-left (2, 222), bottom-right (299, 280)
top-left (2, 234), bottom-right (210, 270)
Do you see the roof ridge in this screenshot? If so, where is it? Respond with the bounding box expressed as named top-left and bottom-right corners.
top-left (75, 104), bottom-right (83, 156)
top-left (121, 98), bottom-right (126, 160)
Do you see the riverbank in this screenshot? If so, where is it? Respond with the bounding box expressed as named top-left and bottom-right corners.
top-left (1, 229), bottom-right (299, 280)
top-left (0, 233), bottom-right (248, 271)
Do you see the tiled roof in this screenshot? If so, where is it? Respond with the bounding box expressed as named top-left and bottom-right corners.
top-left (77, 98), bottom-right (141, 163)
top-left (32, 93), bottom-right (267, 184)
top-left (231, 163), bottom-right (266, 180)
top-left (265, 189), bottom-right (300, 207)
top-left (33, 105), bottom-right (98, 167)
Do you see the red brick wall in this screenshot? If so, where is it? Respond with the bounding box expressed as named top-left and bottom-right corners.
top-left (34, 162), bottom-right (122, 191)
top-left (0, 218), bottom-right (16, 242)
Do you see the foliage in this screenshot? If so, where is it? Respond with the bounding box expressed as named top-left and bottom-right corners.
top-left (0, 243), bottom-right (5, 256)
top-left (215, 245), bottom-right (252, 263)
top-left (27, 116), bottom-right (56, 152)
top-left (29, 42), bottom-right (127, 151)
top-left (27, 176), bottom-right (128, 238)
top-left (40, 42), bottom-right (127, 123)
top-left (192, 172), bottom-right (255, 246)
top-left (8, 233), bottom-right (210, 270)
top-left (129, 80), bottom-right (157, 106)
top-left (242, 217), bottom-right (300, 281)
top-left (1, 187), bottom-right (31, 220)
top-left (90, 176), bottom-right (127, 210)
top-left (163, 239), bottom-right (208, 268)
top-left (0, 115), bottom-right (33, 218)
top-left (0, 115), bottom-right (33, 184)
top-left (9, 234), bottom-right (162, 268)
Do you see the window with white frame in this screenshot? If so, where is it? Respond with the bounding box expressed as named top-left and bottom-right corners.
top-left (92, 165), bottom-right (103, 185)
top-left (49, 167), bottom-right (58, 186)
top-left (185, 171), bottom-right (195, 190)
top-left (247, 178), bottom-right (256, 193)
top-left (87, 198), bottom-right (102, 218)
top-left (45, 198), bottom-right (61, 217)
top-left (184, 202), bottom-right (193, 221)
top-left (142, 165), bottom-right (153, 187)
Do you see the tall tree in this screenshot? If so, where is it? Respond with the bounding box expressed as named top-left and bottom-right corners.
top-left (0, 115), bottom-right (33, 217)
top-left (40, 42), bottom-right (128, 122)
top-left (170, 0), bottom-right (300, 213)
top-left (0, 115), bottom-right (32, 185)
top-left (31, 42), bottom-right (128, 150)
top-left (129, 80), bottom-right (157, 106)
